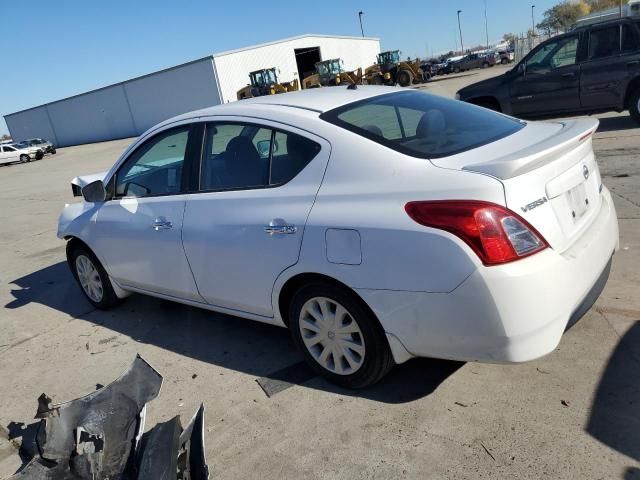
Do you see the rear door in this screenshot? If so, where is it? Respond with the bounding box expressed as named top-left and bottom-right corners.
top-left (580, 22), bottom-right (640, 109)
top-left (510, 34), bottom-right (581, 116)
top-left (181, 119), bottom-right (329, 318)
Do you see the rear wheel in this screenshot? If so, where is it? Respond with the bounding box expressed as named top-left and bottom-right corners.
top-left (482, 62), bottom-right (489, 69)
top-left (396, 69), bottom-right (413, 87)
top-left (629, 89), bottom-right (640, 123)
top-left (453, 66), bottom-right (461, 74)
top-left (70, 245), bottom-right (121, 309)
top-left (289, 283), bottom-right (394, 388)
top-left (51, 149), bottom-right (57, 154)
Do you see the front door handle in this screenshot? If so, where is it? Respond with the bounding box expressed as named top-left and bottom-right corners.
top-left (264, 218), bottom-right (297, 235)
top-left (627, 60), bottom-right (640, 67)
top-left (561, 72), bottom-right (576, 78)
top-left (152, 217), bottom-right (173, 231)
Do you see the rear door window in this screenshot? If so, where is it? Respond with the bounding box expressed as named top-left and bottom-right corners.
top-left (199, 123), bottom-right (321, 191)
top-left (321, 90), bottom-right (524, 159)
top-left (622, 23), bottom-right (639, 53)
top-left (588, 26), bottom-right (620, 60)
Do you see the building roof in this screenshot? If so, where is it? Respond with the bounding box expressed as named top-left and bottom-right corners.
top-left (212, 33), bottom-right (379, 58)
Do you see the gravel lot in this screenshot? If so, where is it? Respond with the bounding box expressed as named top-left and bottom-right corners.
top-left (1, 65), bottom-right (639, 479)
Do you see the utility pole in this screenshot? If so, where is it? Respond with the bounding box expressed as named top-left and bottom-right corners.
top-left (457, 10), bottom-right (464, 54)
top-left (484, 0), bottom-right (489, 51)
top-left (358, 11), bottom-right (364, 37)
top-left (531, 5), bottom-right (536, 36)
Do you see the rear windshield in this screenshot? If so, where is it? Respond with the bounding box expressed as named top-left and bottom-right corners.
top-left (320, 90), bottom-right (524, 158)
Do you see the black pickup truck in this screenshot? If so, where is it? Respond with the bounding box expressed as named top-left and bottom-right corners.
top-left (456, 16), bottom-right (640, 122)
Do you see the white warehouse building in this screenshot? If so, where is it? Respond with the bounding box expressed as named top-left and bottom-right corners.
top-left (4, 34), bottom-right (380, 147)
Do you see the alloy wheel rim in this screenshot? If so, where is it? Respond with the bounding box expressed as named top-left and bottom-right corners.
top-left (298, 297), bottom-right (365, 375)
top-left (75, 255), bottom-right (103, 303)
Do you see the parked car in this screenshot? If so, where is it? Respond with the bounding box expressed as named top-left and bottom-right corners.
top-left (59, 87), bottom-right (618, 388)
top-left (452, 52), bottom-right (496, 73)
top-left (456, 16), bottom-right (640, 122)
top-left (0, 142), bottom-right (43, 165)
top-left (419, 61), bottom-right (434, 80)
top-left (498, 49), bottom-right (515, 64)
top-left (23, 137), bottom-right (56, 154)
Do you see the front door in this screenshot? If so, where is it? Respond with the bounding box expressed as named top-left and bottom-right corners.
top-left (510, 34), bottom-right (581, 116)
top-left (0, 146), bottom-right (18, 164)
top-left (581, 22), bottom-right (640, 109)
top-left (90, 125), bottom-right (202, 301)
top-left (182, 120), bottom-right (330, 317)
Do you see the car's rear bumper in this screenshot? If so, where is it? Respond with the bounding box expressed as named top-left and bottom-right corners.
top-left (358, 188), bottom-right (619, 364)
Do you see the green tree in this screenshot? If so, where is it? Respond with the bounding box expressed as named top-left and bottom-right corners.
top-left (537, 1), bottom-right (591, 32)
top-left (585, 0), bottom-right (627, 12)
top-left (503, 32), bottom-right (518, 45)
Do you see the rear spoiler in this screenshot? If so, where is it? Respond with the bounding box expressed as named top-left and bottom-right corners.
top-left (71, 171), bottom-right (108, 197)
top-left (462, 119), bottom-right (598, 179)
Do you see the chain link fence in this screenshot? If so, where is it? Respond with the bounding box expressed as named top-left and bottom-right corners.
top-left (513, 33), bottom-right (557, 62)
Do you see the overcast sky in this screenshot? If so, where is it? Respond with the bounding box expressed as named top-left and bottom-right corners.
top-left (1, 0), bottom-right (560, 136)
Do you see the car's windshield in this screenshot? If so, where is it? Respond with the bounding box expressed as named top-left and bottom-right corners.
top-left (321, 90), bottom-right (524, 158)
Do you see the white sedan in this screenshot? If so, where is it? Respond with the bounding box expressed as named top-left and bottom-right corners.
top-left (58, 86), bottom-right (619, 388)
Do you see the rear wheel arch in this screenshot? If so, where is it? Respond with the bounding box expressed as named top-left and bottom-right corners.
top-left (277, 272), bottom-right (383, 333)
top-left (624, 77), bottom-right (640, 122)
top-left (624, 77), bottom-right (640, 108)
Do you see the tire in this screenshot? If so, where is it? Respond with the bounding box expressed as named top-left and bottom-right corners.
top-left (501, 58), bottom-right (508, 64)
top-left (19, 154), bottom-right (29, 163)
top-left (396, 69), bottom-right (413, 87)
top-left (51, 149), bottom-right (56, 154)
top-left (35, 150), bottom-right (44, 160)
top-left (289, 283), bottom-right (394, 388)
top-left (453, 67), bottom-right (460, 74)
top-left (69, 245), bottom-right (121, 309)
top-left (629, 89), bottom-right (640, 123)
top-left (482, 62), bottom-right (489, 69)
top-left (369, 75), bottom-right (384, 86)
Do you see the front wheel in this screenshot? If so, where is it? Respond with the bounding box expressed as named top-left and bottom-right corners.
top-left (629, 89), bottom-right (640, 123)
top-left (70, 246), bottom-right (121, 309)
top-left (396, 69), bottom-right (413, 87)
top-left (289, 284), bottom-right (394, 388)
top-left (51, 149), bottom-right (57, 154)
top-left (19, 154), bottom-right (29, 163)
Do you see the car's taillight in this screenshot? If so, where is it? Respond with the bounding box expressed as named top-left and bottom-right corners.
top-left (404, 200), bottom-right (548, 266)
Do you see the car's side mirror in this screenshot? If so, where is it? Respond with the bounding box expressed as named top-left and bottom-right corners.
top-left (517, 63), bottom-right (526, 76)
top-left (82, 180), bottom-right (106, 203)
top-left (256, 140), bottom-right (271, 157)
top-left (256, 139), bottom-right (279, 157)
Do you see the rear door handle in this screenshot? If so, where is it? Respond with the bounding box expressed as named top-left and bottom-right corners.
top-left (152, 216), bottom-right (173, 231)
top-left (561, 72), bottom-right (576, 78)
top-left (264, 218), bottom-right (297, 235)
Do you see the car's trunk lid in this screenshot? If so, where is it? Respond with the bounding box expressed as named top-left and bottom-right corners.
top-left (431, 119), bottom-right (602, 253)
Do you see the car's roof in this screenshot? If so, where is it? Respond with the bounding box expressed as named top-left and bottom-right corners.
top-left (151, 85), bottom-right (402, 133)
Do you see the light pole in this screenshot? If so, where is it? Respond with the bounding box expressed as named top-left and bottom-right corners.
top-left (358, 11), bottom-right (364, 37)
top-left (531, 5), bottom-right (536, 36)
top-left (457, 10), bottom-right (464, 54)
top-left (484, 0), bottom-right (489, 51)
